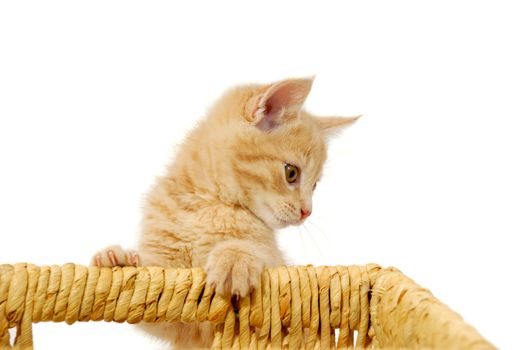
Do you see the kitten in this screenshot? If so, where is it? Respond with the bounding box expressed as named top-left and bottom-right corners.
top-left (92, 77), bottom-right (359, 348)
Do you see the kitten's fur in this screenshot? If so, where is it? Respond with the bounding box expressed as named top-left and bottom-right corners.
top-left (92, 77), bottom-right (358, 348)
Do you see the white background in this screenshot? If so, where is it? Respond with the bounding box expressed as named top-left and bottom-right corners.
top-left (1, 1), bottom-right (525, 349)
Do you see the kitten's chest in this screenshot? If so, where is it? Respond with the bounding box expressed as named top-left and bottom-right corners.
top-left (141, 198), bottom-right (270, 267)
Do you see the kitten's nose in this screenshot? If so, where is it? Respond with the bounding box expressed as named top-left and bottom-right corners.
top-left (300, 208), bottom-right (311, 220)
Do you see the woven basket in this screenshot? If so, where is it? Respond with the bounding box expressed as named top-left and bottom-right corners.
top-left (0, 263), bottom-right (494, 349)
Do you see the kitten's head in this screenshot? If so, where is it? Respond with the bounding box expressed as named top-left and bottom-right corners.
top-left (182, 77), bottom-right (359, 229)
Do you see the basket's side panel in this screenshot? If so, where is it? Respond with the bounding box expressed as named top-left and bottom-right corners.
top-left (0, 264), bottom-right (15, 348)
top-left (369, 267), bottom-right (495, 350)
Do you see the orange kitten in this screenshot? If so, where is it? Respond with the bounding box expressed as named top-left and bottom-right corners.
top-left (92, 77), bottom-right (359, 348)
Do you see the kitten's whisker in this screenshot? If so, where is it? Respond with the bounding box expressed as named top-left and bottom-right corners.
top-left (305, 219), bottom-right (329, 242)
top-left (296, 226), bottom-right (309, 262)
top-left (301, 223), bottom-right (323, 257)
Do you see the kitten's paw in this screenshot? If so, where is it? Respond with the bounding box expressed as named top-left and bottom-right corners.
top-left (90, 245), bottom-right (141, 267)
top-left (205, 249), bottom-right (263, 298)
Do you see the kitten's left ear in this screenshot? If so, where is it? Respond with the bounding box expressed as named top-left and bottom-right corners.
top-left (314, 115), bottom-right (362, 137)
top-left (250, 77), bottom-right (314, 132)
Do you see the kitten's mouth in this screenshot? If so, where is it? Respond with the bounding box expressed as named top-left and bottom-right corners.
top-left (271, 211), bottom-right (303, 227)
top-left (272, 213), bottom-right (289, 225)
top-left (291, 217), bottom-right (306, 226)
top-left (264, 204), bottom-right (300, 228)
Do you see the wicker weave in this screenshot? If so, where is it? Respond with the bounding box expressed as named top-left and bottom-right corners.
top-left (0, 263), bottom-right (494, 349)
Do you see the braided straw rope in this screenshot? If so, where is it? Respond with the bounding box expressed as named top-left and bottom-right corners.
top-left (0, 263), bottom-right (494, 349)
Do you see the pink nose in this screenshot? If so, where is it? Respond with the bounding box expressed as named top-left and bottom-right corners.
top-left (300, 208), bottom-right (311, 220)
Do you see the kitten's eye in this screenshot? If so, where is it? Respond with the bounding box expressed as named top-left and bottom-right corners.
top-left (284, 163), bottom-right (300, 183)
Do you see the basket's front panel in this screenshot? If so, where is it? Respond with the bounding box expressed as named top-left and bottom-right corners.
top-left (0, 264), bottom-right (495, 349)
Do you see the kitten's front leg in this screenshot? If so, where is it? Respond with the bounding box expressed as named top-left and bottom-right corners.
top-left (205, 239), bottom-right (280, 297)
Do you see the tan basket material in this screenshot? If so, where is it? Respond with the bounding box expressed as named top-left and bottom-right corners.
top-left (0, 264), bottom-right (495, 349)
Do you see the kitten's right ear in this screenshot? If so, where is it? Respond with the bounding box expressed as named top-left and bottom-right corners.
top-left (248, 78), bottom-right (313, 132)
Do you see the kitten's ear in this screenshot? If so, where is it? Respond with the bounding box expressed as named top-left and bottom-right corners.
top-left (314, 115), bottom-right (361, 137)
top-left (250, 77), bottom-right (314, 132)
